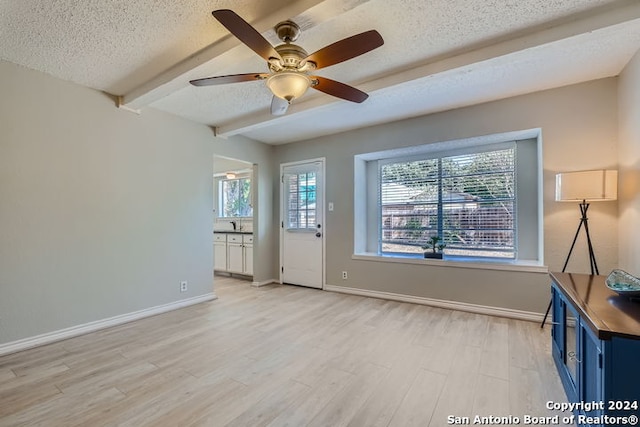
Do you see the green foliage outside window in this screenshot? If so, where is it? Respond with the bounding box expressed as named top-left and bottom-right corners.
top-left (220, 177), bottom-right (252, 217)
top-left (380, 148), bottom-right (516, 258)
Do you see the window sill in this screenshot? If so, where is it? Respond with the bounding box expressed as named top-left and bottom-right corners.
top-left (351, 253), bottom-right (548, 273)
top-left (216, 216), bottom-right (253, 220)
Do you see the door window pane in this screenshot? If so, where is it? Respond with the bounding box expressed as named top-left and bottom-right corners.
top-left (286, 172), bottom-right (317, 230)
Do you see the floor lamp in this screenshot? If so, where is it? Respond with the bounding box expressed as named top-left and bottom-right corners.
top-left (540, 169), bottom-right (617, 328)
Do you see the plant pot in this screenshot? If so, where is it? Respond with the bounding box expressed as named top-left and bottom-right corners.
top-left (424, 252), bottom-right (443, 259)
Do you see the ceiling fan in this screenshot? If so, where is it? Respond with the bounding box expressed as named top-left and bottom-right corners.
top-left (190, 9), bottom-right (384, 116)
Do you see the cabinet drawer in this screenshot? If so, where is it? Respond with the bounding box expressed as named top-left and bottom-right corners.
top-left (228, 234), bottom-right (242, 243)
top-left (214, 233), bottom-right (227, 242)
top-left (243, 235), bottom-right (254, 244)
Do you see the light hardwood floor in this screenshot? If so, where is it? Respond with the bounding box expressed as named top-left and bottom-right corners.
top-left (0, 276), bottom-right (569, 426)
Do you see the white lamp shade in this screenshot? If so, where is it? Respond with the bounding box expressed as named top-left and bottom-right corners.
top-left (266, 72), bottom-right (310, 102)
top-left (555, 169), bottom-right (618, 202)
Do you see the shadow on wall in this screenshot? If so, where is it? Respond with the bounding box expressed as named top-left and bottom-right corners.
top-left (619, 163), bottom-right (640, 201)
top-left (617, 161), bottom-right (640, 276)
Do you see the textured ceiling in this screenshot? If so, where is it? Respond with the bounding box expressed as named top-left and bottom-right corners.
top-left (2, 0), bottom-right (639, 144)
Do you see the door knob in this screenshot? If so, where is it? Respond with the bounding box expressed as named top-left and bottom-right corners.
top-left (315, 232), bottom-right (322, 238)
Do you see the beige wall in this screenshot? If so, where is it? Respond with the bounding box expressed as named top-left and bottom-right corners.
top-left (274, 79), bottom-right (619, 313)
top-left (0, 60), bottom-right (216, 344)
top-left (618, 50), bottom-right (640, 276)
top-left (1, 54), bottom-right (628, 346)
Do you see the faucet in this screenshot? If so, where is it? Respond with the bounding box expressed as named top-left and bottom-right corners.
top-left (230, 221), bottom-right (237, 231)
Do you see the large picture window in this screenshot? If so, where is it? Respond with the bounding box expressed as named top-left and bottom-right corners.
top-left (380, 145), bottom-right (517, 259)
top-left (354, 134), bottom-right (541, 266)
top-left (219, 177), bottom-right (252, 218)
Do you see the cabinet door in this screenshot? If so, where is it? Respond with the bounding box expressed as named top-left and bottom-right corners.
top-left (228, 243), bottom-right (244, 273)
top-left (580, 322), bottom-right (603, 419)
top-left (244, 244), bottom-right (253, 275)
top-left (551, 285), bottom-right (578, 403)
top-left (214, 242), bottom-right (227, 271)
top-left (551, 288), bottom-right (564, 359)
top-left (565, 303), bottom-right (580, 398)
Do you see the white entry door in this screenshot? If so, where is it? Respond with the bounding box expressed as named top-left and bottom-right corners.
top-left (281, 160), bottom-right (324, 289)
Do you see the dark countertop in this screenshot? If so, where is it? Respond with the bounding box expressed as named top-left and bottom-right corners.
top-left (550, 271), bottom-right (640, 340)
top-left (214, 230), bottom-right (253, 235)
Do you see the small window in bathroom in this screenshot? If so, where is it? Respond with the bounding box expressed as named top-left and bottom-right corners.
top-left (219, 176), bottom-right (253, 218)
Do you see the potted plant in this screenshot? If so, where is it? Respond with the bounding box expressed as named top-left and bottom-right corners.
top-left (422, 236), bottom-right (446, 259)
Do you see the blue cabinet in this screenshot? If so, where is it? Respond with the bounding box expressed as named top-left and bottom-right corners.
top-left (551, 288), bottom-right (601, 418)
top-left (550, 273), bottom-right (640, 427)
top-left (580, 325), bottom-right (603, 420)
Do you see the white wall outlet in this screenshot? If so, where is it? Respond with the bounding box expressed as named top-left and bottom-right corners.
top-left (342, 271), bottom-right (348, 280)
top-left (180, 281), bottom-right (188, 292)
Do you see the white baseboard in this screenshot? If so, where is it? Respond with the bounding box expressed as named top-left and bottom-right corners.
top-left (324, 285), bottom-right (544, 323)
top-left (252, 279), bottom-right (278, 287)
top-left (0, 293), bottom-right (217, 357)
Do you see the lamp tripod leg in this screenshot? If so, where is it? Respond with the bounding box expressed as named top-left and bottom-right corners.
top-left (561, 216), bottom-right (584, 273)
top-left (541, 300), bottom-right (552, 329)
top-left (582, 206), bottom-right (599, 275)
top-left (541, 201), bottom-right (593, 328)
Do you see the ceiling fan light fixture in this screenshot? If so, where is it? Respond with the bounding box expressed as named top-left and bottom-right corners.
top-left (266, 72), bottom-right (310, 102)
top-left (193, 10), bottom-right (384, 115)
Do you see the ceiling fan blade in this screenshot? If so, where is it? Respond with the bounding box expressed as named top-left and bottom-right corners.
top-left (303, 30), bottom-right (384, 70)
top-left (271, 96), bottom-right (289, 116)
top-left (190, 73), bottom-right (268, 86)
top-left (311, 76), bottom-right (369, 103)
top-left (212, 9), bottom-right (282, 63)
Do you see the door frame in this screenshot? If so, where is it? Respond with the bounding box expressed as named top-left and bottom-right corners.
top-left (279, 158), bottom-right (326, 289)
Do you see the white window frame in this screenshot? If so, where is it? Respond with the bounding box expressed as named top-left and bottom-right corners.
top-left (216, 174), bottom-right (253, 219)
top-left (284, 169), bottom-right (318, 232)
top-left (378, 143), bottom-right (517, 260)
top-left (354, 130), bottom-right (543, 268)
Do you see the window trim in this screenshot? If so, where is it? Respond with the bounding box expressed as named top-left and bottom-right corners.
top-left (216, 174), bottom-right (253, 219)
top-left (284, 169), bottom-right (319, 232)
top-left (351, 252), bottom-right (548, 273)
top-left (377, 142), bottom-right (517, 260)
top-left (354, 129), bottom-right (544, 267)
